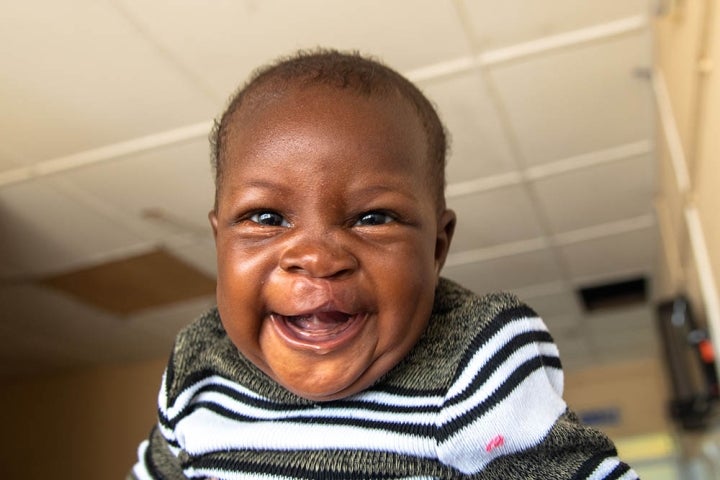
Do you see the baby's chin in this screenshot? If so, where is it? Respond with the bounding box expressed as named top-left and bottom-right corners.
top-left (276, 367), bottom-right (381, 402)
top-left (256, 340), bottom-right (409, 402)
top-left (261, 350), bottom-right (383, 402)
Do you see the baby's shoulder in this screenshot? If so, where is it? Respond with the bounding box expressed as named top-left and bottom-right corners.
top-left (175, 306), bottom-right (225, 347)
top-left (164, 307), bottom-right (243, 400)
top-left (385, 279), bottom-right (549, 391)
top-left (432, 277), bottom-right (541, 339)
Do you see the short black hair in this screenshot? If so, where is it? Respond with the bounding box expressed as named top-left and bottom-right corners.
top-left (210, 48), bottom-right (448, 210)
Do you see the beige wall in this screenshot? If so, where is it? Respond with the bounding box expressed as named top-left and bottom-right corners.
top-left (692, 1), bottom-right (720, 301)
top-left (564, 358), bottom-right (671, 439)
top-left (654, 1), bottom-right (720, 333)
top-left (0, 359), bottom-right (165, 479)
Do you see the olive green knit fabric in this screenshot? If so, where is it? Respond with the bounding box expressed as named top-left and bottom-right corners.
top-left (130, 278), bottom-right (635, 479)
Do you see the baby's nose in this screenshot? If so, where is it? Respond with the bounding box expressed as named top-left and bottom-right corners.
top-left (279, 233), bottom-right (358, 278)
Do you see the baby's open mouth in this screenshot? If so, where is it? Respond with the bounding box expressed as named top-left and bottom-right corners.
top-left (283, 311), bottom-right (353, 338)
top-left (270, 311), bottom-right (368, 351)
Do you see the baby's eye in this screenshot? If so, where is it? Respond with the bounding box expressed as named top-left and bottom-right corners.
top-left (355, 211), bottom-right (395, 226)
top-left (249, 211), bottom-right (289, 227)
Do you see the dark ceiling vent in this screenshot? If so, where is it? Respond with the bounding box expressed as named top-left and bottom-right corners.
top-left (577, 277), bottom-right (648, 312)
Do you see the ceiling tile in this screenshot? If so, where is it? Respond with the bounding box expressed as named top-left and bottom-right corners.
top-left (40, 249), bottom-right (216, 315)
top-left (59, 139), bottom-right (216, 241)
top-left (489, 32), bottom-right (653, 166)
top-left (0, 282), bottom-right (179, 366)
top-left (554, 333), bottom-right (594, 368)
top-left (532, 154), bottom-right (655, 233)
top-left (559, 304), bottom-right (660, 370)
top-left (460, 0), bottom-right (649, 49)
top-left (559, 226), bottom-right (658, 285)
top-left (518, 290), bottom-right (584, 324)
top-left (595, 329), bottom-right (657, 353)
top-left (166, 238), bottom-right (217, 279)
top-left (117, 0), bottom-right (472, 98)
top-left (0, 180), bottom-right (146, 277)
top-left (585, 304), bottom-right (655, 333)
top-left (448, 185), bottom-right (545, 252)
top-left (126, 294), bottom-right (216, 342)
top-left (0, 1), bottom-right (219, 164)
top-left (0, 283), bottom-right (116, 358)
top-left (443, 248), bottom-right (563, 295)
top-left (587, 306), bottom-right (659, 362)
top-left (0, 147), bottom-right (22, 173)
top-left (421, 72), bottom-right (516, 182)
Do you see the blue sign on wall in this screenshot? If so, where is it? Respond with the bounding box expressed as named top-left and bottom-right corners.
top-left (579, 407), bottom-right (621, 427)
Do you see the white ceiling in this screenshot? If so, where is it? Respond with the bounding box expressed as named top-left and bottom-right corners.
top-left (0, 0), bottom-right (660, 379)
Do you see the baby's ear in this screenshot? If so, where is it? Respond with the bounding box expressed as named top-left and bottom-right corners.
top-left (209, 210), bottom-right (219, 239)
top-left (434, 209), bottom-right (456, 275)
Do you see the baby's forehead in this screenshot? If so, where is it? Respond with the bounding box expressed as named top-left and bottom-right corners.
top-left (229, 87), bottom-right (425, 157)
top-left (215, 80), bottom-right (444, 212)
top-left (225, 85), bottom-right (427, 151)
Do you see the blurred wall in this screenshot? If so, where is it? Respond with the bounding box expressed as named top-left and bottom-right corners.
top-left (654, 0), bottom-right (720, 337)
top-left (0, 359), bottom-right (165, 479)
top-left (652, 1), bottom-right (720, 472)
top-left (564, 357), bottom-right (671, 439)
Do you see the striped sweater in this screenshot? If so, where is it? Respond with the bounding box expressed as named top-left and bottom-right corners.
top-left (130, 278), bottom-right (638, 479)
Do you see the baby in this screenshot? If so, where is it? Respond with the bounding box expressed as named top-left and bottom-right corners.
top-left (130, 50), bottom-right (637, 479)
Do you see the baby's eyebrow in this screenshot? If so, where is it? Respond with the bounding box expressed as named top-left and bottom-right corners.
top-left (223, 178), bottom-right (420, 206)
top-left (229, 178), bottom-right (291, 194)
top-left (240, 178), bottom-right (286, 188)
top-left (350, 183), bottom-right (420, 200)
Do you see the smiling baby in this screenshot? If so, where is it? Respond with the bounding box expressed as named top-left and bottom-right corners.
top-left (130, 49), bottom-right (637, 480)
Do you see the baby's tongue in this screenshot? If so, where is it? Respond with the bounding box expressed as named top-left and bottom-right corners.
top-left (289, 312), bottom-right (349, 332)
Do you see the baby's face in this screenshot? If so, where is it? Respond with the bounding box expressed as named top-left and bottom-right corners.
top-left (210, 85), bottom-right (455, 401)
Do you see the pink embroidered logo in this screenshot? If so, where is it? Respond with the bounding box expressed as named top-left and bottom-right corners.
top-left (485, 435), bottom-right (505, 452)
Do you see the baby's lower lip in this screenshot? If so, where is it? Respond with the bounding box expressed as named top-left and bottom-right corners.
top-left (270, 311), bottom-right (368, 352)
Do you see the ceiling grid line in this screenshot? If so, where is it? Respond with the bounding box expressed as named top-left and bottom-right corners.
top-left (0, 122), bottom-right (213, 188)
top-left (108, 0), bottom-right (224, 103)
top-left (553, 215), bottom-right (656, 247)
top-left (525, 140), bottom-right (653, 180)
top-left (0, 181), bottom-right (152, 282)
top-left (450, 0), bottom-right (600, 303)
top-left (477, 15), bottom-right (648, 67)
top-left (446, 237), bottom-right (549, 268)
top-left (448, 0), bottom-right (575, 292)
top-left (465, 53), bottom-right (579, 299)
top-left (446, 140), bottom-right (653, 200)
top-left (408, 14), bottom-right (649, 82)
top-left (445, 214), bottom-right (656, 270)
